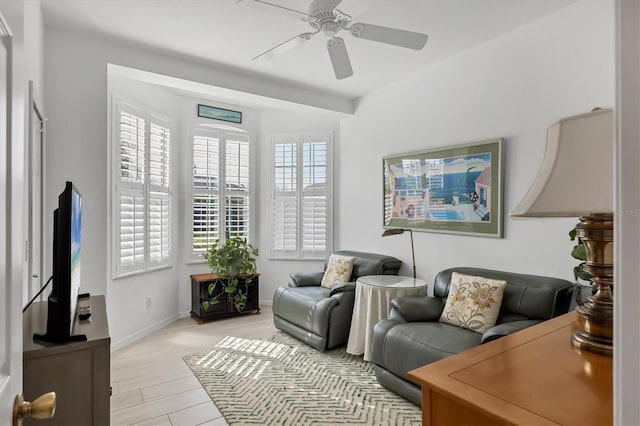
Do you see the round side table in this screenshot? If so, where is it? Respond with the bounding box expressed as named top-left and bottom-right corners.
top-left (346, 275), bottom-right (428, 361)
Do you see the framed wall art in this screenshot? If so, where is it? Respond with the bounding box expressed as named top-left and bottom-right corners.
top-left (197, 104), bottom-right (242, 124)
top-left (383, 139), bottom-right (504, 238)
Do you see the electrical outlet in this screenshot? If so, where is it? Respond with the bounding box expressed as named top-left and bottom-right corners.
top-left (146, 297), bottom-right (152, 309)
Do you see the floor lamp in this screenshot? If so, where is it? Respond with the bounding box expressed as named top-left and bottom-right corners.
top-left (381, 228), bottom-right (416, 279)
top-left (511, 108), bottom-right (614, 356)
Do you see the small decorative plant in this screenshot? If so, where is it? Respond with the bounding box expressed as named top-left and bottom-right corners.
top-left (569, 223), bottom-right (595, 305)
top-left (202, 237), bottom-right (258, 312)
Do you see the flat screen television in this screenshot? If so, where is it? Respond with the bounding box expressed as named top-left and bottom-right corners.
top-left (33, 181), bottom-right (86, 343)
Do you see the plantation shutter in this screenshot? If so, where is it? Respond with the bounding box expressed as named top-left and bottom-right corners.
top-left (148, 118), bottom-right (171, 267)
top-left (271, 140), bottom-right (298, 257)
top-left (117, 106), bottom-right (147, 274)
top-left (149, 192), bottom-right (170, 264)
top-left (225, 134), bottom-right (250, 239)
top-left (149, 121), bottom-right (171, 187)
top-left (301, 139), bottom-right (328, 258)
top-left (188, 126), bottom-right (253, 261)
top-left (270, 133), bottom-right (332, 259)
top-left (118, 190), bottom-right (146, 268)
top-left (120, 110), bottom-right (146, 184)
top-left (192, 129), bottom-right (220, 256)
top-left (113, 99), bottom-right (173, 277)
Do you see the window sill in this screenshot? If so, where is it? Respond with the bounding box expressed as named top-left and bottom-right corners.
top-left (113, 264), bottom-right (172, 280)
top-left (268, 256), bottom-right (326, 261)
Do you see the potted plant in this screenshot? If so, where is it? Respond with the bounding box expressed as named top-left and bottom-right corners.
top-left (569, 224), bottom-right (596, 305)
top-left (202, 237), bottom-right (258, 312)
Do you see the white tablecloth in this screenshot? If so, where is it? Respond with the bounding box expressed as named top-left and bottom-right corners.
top-left (346, 276), bottom-right (427, 361)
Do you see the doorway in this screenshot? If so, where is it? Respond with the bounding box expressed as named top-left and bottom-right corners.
top-left (26, 81), bottom-right (46, 307)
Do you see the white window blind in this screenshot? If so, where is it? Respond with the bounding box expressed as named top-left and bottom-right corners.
top-left (113, 98), bottom-right (172, 277)
top-left (189, 127), bottom-right (252, 261)
top-left (118, 189), bottom-right (145, 268)
top-left (120, 110), bottom-right (146, 184)
top-left (148, 116), bottom-right (171, 267)
top-left (149, 192), bottom-right (170, 265)
top-left (269, 132), bottom-right (332, 259)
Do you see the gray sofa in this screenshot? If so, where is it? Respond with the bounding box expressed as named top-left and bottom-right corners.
top-left (272, 250), bottom-right (401, 352)
top-left (370, 267), bottom-right (573, 405)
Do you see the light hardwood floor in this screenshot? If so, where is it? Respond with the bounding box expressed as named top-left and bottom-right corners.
top-left (110, 306), bottom-right (277, 426)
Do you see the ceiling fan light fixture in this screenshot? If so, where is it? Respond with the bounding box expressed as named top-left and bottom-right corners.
top-left (322, 22), bottom-right (339, 38)
top-left (246, 0), bottom-right (428, 79)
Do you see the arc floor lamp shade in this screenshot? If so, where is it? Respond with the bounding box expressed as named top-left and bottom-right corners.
top-left (511, 108), bottom-right (615, 356)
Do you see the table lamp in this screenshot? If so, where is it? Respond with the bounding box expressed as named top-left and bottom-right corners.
top-left (511, 108), bottom-right (614, 356)
top-left (381, 228), bottom-right (416, 279)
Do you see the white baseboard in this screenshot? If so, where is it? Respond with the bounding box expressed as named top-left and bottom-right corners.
top-left (179, 310), bottom-right (191, 319)
top-left (259, 299), bottom-right (272, 306)
top-left (111, 313), bottom-right (178, 352)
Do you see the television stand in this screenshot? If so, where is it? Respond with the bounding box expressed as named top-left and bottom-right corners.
top-left (33, 332), bottom-right (87, 343)
top-left (23, 295), bottom-right (110, 425)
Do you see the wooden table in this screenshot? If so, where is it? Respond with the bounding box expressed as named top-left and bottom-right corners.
top-left (408, 311), bottom-right (612, 425)
top-left (190, 273), bottom-right (260, 323)
top-left (23, 295), bottom-right (111, 425)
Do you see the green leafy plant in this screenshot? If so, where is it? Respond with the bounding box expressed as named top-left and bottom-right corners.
top-left (569, 224), bottom-right (595, 304)
top-left (202, 237), bottom-right (258, 312)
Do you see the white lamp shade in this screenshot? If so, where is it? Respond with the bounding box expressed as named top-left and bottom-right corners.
top-left (511, 108), bottom-right (614, 217)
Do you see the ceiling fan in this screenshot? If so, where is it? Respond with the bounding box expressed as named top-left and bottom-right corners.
top-left (239, 0), bottom-right (429, 80)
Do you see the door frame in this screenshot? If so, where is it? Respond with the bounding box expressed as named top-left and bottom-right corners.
top-left (26, 80), bottom-right (46, 307)
top-left (0, 6), bottom-right (23, 425)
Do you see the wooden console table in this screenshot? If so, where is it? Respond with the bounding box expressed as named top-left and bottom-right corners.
top-left (23, 295), bottom-right (111, 425)
top-left (408, 311), bottom-right (612, 425)
top-left (190, 273), bottom-right (260, 323)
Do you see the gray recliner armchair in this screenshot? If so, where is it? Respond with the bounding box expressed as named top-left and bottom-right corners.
top-left (272, 250), bottom-right (401, 352)
top-left (370, 267), bottom-right (573, 405)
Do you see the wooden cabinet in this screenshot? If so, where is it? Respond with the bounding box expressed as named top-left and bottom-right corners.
top-left (190, 273), bottom-right (260, 323)
top-left (23, 295), bottom-right (111, 426)
top-left (408, 312), bottom-right (612, 426)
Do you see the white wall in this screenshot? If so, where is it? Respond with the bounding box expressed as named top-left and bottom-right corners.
top-left (43, 25), bottom-right (348, 346)
top-left (339, 1), bottom-right (615, 284)
top-left (106, 76), bottom-right (182, 349)
top-left (24, 0), bottom-right (44, 100)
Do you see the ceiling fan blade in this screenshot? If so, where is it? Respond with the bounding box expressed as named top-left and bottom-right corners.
top-left (252, 32), bottom-right (317, 61)
top-left (326, 37), bottom-right (353, 80)
top-left (349, 23), bottom-right (428, 50)
top-left (237, 0), bottom-right (314, 21)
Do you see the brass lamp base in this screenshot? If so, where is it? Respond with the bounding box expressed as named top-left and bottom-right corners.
top-left (571, 213), bottom-right (614, 356)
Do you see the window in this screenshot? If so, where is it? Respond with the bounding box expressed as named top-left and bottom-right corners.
top-left (188, 126), bottom-right (252, 261)
top-left (269, 132), bottom-right (332, 259)
top-left (113, 98), bottom-right (172, 277)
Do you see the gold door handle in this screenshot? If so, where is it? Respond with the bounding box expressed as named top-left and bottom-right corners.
top-left (13, 392), bottom-right (56, 426)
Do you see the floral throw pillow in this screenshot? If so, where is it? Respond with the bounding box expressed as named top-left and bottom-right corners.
top-left (320, 254), bottom-right (355, 289)
top-left (439, 272), bottom-right (506, 333)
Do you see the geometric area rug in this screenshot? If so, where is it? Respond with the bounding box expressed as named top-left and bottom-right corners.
top-left (183, 332), bottom-right (422, 425)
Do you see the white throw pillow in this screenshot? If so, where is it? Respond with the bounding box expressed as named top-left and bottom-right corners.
top-left (320, 254), bottom-right (355, 289)
top-left (439, 272), bottom-right (506, 333)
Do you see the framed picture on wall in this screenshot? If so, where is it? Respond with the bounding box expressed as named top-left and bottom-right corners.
top-left (383, 139), bottom-right (504, 238)
top-left (197, 104), bottom-right (242, 124)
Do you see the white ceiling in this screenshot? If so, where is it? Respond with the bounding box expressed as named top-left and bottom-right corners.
top-left (41, 0), bottom-right (576, 100)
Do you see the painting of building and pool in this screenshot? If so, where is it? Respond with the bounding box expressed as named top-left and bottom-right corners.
top-left (385, 152), bottom-right (492, 224)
